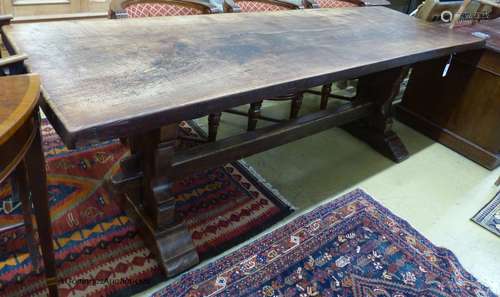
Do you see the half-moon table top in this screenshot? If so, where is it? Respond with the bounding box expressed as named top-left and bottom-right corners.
top-left (0, 74), bottom-right (40, 145)
top-left (1, 7), bottom-right (484, 146)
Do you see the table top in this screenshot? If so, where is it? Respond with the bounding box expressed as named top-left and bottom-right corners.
top-left (0, 74), bottom-right (40, 145)
top-left (452, 19), bottom-right (500, 53)
top-left (1, 7), bottom-right (484, 146)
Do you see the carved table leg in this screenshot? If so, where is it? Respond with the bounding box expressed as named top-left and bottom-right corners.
top-left (208, 112), bottom-right (221, 142)
top-left (320, 83), bottom-right (332, 110)
top-left (343, 67), bottom-right (409, 162)
top-left (289, 93), bottom-right (303, 119)
top-left (111, 124), bottom-right (198, 277)
top-left (248, 101), bottom-right (263, 131)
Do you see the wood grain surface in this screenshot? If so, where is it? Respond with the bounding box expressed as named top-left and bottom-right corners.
top-left (0, 74), bottom-right (40, 145)
top-left (1, 7), bottom-right (484, 146)
top-left (452, 19), bottom-right (500, 53)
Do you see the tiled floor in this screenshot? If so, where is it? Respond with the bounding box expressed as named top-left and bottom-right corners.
top-left (123, 94), bottom-right (500, 296)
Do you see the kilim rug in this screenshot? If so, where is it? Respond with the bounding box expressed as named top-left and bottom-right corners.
top-left (472, 191), bottom-right (500, 237)
top-left (0, 120), bottom-right (293, 297)
top-left (152, 189), bottom-right (497, 297)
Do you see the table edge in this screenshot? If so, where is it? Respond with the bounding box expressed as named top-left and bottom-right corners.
top-left (1, 18), bottom-right (486, 148)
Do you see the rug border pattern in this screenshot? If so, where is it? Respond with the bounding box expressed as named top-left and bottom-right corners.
top-left (150, 188), bottom-right (496, 297)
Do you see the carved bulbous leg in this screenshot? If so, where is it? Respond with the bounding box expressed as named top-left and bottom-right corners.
top-left (110, 124), bottom-right (198, 277)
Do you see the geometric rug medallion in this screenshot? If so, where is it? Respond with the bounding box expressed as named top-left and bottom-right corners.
top-left (151, 189), bottom-right (497, 297)
top-left (0, 120), bottom-right (293, 297)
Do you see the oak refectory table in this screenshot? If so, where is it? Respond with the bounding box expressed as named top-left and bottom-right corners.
top-left (0, 7), bottom-right (484, 278)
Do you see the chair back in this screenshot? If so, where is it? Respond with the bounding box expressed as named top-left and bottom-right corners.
top-left (313, 0), bottom-right (358, 8)
top-left (109, 0), bottom-right (220, 18)
top-left (304, 0), bottom-right (390, 8)
top-left (224, 0), bottom-right (303, 13)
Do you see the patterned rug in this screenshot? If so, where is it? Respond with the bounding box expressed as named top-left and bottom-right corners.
top-left (0, 121), bottom-right (293, 297)
top-left (472, 191), bottom-right (500, 237)
top-left (153, 189), bottom-right (497, 297)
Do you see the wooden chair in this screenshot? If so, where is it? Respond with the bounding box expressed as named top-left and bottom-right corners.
top-left (109, 0), bottom-right (220, 18)
top-left (223, 0), bottom-right (305, 131)
top-left (304, 0), bottom-right (390, 110)
top-left (0, 56), bottom-right (59, 296)
top-left (304, 0), bottom-right (381, 9)
top-left (224, 0), bottom-right (302, 12)
top-left (109, 0), bottom-right (223, 141)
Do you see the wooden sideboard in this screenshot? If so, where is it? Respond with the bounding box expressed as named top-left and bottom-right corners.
top-left (397, 19), bottom-right (500, 170)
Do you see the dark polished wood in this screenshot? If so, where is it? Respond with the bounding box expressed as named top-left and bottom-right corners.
top-left (344, 67), bottom-right (410, 162)
top-left (0, 73), bottom-right (59, 296)
top-left (172, 103), bottom-right (373, 176)
top-left (208, 112), bottom-right (221, 141)
top-left (1, 7), bottom-right (485, 277)
top-left (397, 19), bottom-right (500, 170)
top-left (1, 7), bottom-right (483, 147)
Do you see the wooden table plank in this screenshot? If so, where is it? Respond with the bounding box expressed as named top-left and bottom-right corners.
top-left (452, 19), bottom-right (500, 53)
top-left (1, 7), bottom-right (483, 146)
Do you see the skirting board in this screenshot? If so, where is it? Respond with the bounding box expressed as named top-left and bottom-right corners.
top-left (396, 104), bottom-right (499, 170)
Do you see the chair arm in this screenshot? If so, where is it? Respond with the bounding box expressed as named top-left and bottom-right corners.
top-left (0, 54), bottom-right (28, 68)
top-left (303, 0), bottom-right (320, 8)
top-left (224, 0), bottom-right (303, 12)
top-left (0, 15), bottom-right (13, 27)
top-left (0, 54), bottom-right (28, 76)
top-left (273, 0), bottom-right (304, 8)
top-left (182, 0), bottom-right (222, 13)
top-left (223, 0), bottom-right (242, 12)
top-left (304, 0), bottom-right (388, 8)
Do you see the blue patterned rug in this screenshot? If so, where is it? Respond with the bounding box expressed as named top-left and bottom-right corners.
top-left (472, 191), bottom-right (500, 237)
top-left (151, 189), bottom-right (497, 297)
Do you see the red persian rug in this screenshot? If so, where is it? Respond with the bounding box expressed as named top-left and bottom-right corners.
top-left (0, 121), bottom-right (293, 297)
top-left (153, 189), bottom-right (497, 297)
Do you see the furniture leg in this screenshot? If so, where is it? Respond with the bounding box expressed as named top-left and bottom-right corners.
top-left (248, 101), bottom-right (263, 131)
top-left (208, 112), bottom-right (221, 142)
top-left (320, 83), bottom-right (332, 110)
top-left (289, 93), bottom-right (303, 119)
top-left (112, 125), bottom-right (198, 277)
top-left (343, 67), bottom-right (409, 162)
top-left (24, 115), bottom-right (59, 297)
top-left (11, 162), bottom-right (40, 273)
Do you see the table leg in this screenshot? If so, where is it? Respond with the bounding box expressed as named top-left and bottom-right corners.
top-left (320, 83), bottom-right (332, 110)
top-left (11, 162), bottom-right (40, 273)
top-left (25, 117), bottom-right (59, 297)
top-left (344, 67), bottom-right (409, 162)
top-left (248, 101), bottom-right (263, 131)
top-left (289, 93), bottom-right (303, 119)
top-left (208, 112), bottom-right (221, 142)
top-left (112, 125), bottom-right (198, 277)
